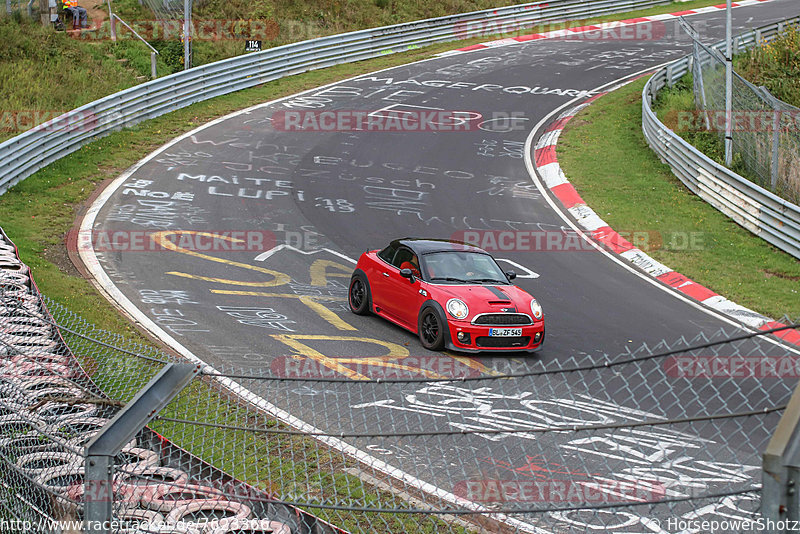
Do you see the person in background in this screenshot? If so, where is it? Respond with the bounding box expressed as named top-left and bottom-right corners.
top-left (63, 0), bottom-right (88, 29)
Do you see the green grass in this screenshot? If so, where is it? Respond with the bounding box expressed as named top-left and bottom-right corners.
top-left (0, 39), bottom-right (481, 337)
top-left (52, 318), bottom-right (463, 533)
top-left (737, 24), bottom-right (800, 106)
top-left (0, 0), bottom-right (746, 334)
top-left (654, 73), bottom-right (752, 175)
top-left (0, 1), bottom-right (776, 527)
top-left (653, 26), bottom-right (800, 205)
top-left (0, 0), bottom-right (736, 137)
top-left (557, 78), bottom-right (800, 320)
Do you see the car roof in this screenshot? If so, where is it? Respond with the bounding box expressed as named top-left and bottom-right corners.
top-left (392, 238), bottom-right (488, 255)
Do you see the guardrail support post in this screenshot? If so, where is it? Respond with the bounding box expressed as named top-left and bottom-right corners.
top-left (83, 363), bottom-right (198, 533)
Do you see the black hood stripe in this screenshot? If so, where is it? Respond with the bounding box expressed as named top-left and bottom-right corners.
top-left (486, 286), bottom-right (509, 300)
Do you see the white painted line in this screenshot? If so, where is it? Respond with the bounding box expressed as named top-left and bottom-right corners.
top-left (254, 244), bottom-right (357, 264)
top-left (537, 162), bottom-right (568, 188)
top-left (523, 67), bottom-right (800, 356)
top-left (444, 0), bottom-right (780, 56)
top-left (535, 129), bottom-right (561, 149)
top-left (78, 56), bottom-right (555, 534)
top-left (495, 258), bottom-right (539, 279)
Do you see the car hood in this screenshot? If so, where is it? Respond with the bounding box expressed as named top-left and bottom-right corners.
top-left (429, 283), bottom-right (535, 316)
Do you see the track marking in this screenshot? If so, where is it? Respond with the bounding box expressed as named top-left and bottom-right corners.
top-left (78, 5), bottom-right (793, 529)
top-left (152, 231), bottom-right (291, 287)
top-left (210, 291), bottom-right (355, 331)
top-left (254, 244), bottom-right (357, 264)
top-left (523, 68), bottom-right (800, 356)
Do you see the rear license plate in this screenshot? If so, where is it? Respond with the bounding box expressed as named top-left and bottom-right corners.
top-left (488, 328), bottom-right (522, 337)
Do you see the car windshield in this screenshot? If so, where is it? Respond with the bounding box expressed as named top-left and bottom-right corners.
top-left (422, 251), bottom-right (508, 284)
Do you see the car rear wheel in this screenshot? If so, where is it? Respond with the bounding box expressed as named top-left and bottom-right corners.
top-left (348, 275), bottom-right (370, 315)
top-left (418, 309), bottom-right (444, 351)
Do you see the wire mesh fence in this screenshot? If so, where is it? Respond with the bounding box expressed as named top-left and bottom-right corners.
top-left (3, 0), bottom-right (30, 17)
top-left (1, 235), bottom-right (799, 533)
top-left (691, 30), bottom-right (800, 205)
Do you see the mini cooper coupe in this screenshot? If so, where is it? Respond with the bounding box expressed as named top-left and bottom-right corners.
top-left (348, 238), bottom-right (544, 353)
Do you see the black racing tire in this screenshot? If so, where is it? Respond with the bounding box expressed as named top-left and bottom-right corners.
top-left (348, 274), bottom-right (371, 315)
top-left (418, 308), bottom-right (445, 351)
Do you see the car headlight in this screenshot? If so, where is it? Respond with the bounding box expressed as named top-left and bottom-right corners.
top-left (446, 298), bottom-right (469, 320)
top-left (530, 299), bottom-right (543, 320)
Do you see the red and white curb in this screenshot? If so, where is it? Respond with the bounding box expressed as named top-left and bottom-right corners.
top-left (533, 94), bottom-right (800, 346)
top-left (437, 0), bottom-right (776, 56)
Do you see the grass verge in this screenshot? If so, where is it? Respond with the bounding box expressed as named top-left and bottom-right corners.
top-left (557, 77), bottom-right (800, 320)
top-left (654, 24), bottom-right (800, 204)
top-left (1, 0), bottom-right (735, 138)
top-left (1, 0), bottom-right (746, 334)
top-left (0, 1), bottom-right (772, 528)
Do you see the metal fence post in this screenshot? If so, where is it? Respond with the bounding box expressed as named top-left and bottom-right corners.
top-left (694, 43), bottom-right (712, 130)
top-left (84, 363), bottom-right (197, 533)
top-left (108, 0), bottom-right (116, 41)
top-left (183, 0), bottom-right (191, 69)
top-left (757, 87), bottom-right (782, 192)
top-left (151, 51), bottom-right (157, 78)
top-left (724, 0), bottom-right (733, 166)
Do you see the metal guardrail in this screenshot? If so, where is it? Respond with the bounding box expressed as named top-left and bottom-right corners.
top-left (642, 16), bottom-right (800, 261)
top-left (0, 0), bottom-right (673, 196)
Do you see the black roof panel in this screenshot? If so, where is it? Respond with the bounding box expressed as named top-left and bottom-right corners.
top-left (391, 238), bottom-right (487, 255)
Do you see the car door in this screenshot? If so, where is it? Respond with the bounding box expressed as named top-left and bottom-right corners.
top-left (380, 247), bottom-right (425, 329)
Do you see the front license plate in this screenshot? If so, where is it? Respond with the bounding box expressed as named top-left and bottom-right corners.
top-left (489, 328), bottom-right (522, 337)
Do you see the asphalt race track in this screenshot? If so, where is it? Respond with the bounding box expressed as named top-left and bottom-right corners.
top-left (80, 1), bottom-right (800, 531)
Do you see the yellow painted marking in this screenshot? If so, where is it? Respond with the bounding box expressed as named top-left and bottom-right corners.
top-left (152, 231), bottom-right (290, 287)
top-left (299, 295), bottom-right (356, 331)
top-left (210, 291), bottom-right (343, 300)
top-left (271, 334), bottom-right (410, 381)
top-left (310, 259), bottom-right (353, 287)
top-left (211, 290), bottom-right (355, 330)
top-left (335, 358), bottom-right (449, 379)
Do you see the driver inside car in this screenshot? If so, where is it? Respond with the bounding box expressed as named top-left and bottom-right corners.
top-left (399, 255), bottom-right (421, 278)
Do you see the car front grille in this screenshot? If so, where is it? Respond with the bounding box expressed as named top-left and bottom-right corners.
top-left (472, 313), bottom-right (532, 326)
top-left (475, 336), bottom-right (531, 348)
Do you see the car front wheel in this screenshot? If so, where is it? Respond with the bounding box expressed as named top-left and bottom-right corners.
top-left (418, 308), bottom-right (445, 351)
top-left (348, 275), bottom-right (370, 315)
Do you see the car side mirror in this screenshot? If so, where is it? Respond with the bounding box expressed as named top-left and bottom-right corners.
top-left (505, 270), bottom-right (517, 281)
top-left (399, 268), bottom-right (415, 281)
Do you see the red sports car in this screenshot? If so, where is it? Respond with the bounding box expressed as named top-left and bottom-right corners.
top-left (348, 238), bottom-right (544, 353)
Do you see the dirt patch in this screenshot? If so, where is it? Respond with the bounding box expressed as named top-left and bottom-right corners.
top-left (43, 236), bottom-right (81, 278)
top-left (764, 269), bottom-right (800, 281)
top-left (563, 117), bottom-right (591, 132)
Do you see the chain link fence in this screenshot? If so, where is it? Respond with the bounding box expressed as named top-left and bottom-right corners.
top-left (1, 227), bottom-right (799, 532)
top-left (691, 29), bottom-right (800, 205)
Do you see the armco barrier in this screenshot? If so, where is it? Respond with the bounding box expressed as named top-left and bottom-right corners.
top-left (642, 16), bottom-right (800, 260)
top-left (0, 0), bottom-right (673, 196)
